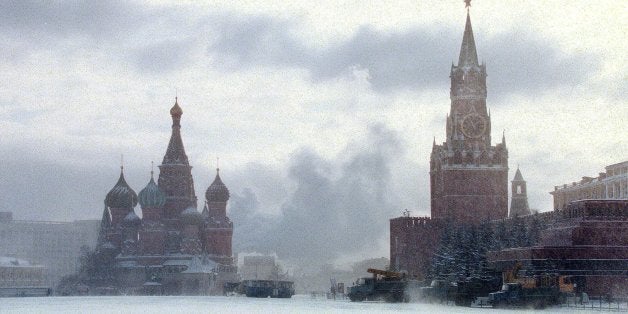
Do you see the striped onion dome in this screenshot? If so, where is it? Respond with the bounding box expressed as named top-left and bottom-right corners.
top-left (105, 168), bottom-right (138, 209)
top-left (138, 174), bottom-right (166, 209)
top-left (205, 169), bottom-right (230, 202)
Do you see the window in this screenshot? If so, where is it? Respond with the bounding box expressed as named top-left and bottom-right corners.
top-left (516, 186), bottom-right (522, 194)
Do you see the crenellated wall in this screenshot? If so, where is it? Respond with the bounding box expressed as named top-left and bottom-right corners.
top-left (389, 216), bottom-right (445, 280)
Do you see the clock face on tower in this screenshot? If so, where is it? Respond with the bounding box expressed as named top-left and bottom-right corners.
top-left (461, 113), bottom-right (487, 138)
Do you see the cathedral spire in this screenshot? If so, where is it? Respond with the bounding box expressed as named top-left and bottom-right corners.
top-left (502, 130), bottom-right (506, 146)
top-left (162, 98), bottom-right (189, 165)
top-left (458, 11), bottom-right (479, 67)
top-left (158, 97), bottom-right (197, 217)
top-left (513, 166), bottom-right (524, 181)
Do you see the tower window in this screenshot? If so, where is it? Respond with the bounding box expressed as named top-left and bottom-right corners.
top-left (517, 186), bottom-right (522, 194)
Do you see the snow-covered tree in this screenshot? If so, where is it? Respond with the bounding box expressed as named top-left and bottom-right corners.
top-left (527, 214), bottom-right (542, 246)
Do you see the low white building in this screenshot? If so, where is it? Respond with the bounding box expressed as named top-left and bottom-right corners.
top-left (0, 256), bottom-right (45, 288)
top-left (239, 255), bottom-right (282, 281)
top-left (0, 212), bottom-right (98, 288)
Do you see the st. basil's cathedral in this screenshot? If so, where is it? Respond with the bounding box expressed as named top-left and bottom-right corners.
top-left (97, 99), bottom-right (237, 295)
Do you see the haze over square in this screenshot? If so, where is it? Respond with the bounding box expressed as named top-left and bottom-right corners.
top-left (0, 0), bottom-right (625, 265)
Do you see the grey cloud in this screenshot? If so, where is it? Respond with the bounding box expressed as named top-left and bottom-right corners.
top-left (227, 124), bottom-right (404, 266)
top-left (485, 32), bottom-right (599, 100)
top-left (0, 147), bottom-right (130, 222)
top-left (0, 1), bottom-right (194, 72)
top-left (208, 15), bottom-right (305, 70)
top-left (224, 162), bottom-right (290, 215)
top-left (208, 16), bottom-right (449, 92)
top-left (0, 2), bottom-right (600, 94)
top-left (132, 38), bottom-right (196, 74)
top-left (208, 15), bottom-right (600, 97)
top-left (228, 188), bottom-right (275, 253)
top-left (0, 99), bottom-right (42, 123)
top-left (0, 1), bottom-right (147, 41)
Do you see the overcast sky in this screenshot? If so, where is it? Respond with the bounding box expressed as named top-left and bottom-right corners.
top-left (0, 1), bottom-right (626, 265)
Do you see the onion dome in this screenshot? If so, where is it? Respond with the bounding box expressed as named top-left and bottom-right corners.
top-left (138, 172), bottom-right (166, 209)
top-left (170, 97), bottom-right (183, 117)
top-left (105, 168), bottom-right (138, 209)
top-left (181, 205), bottom-right (203, 225)
top-left (123, 210), bottom-right (141, 227)
top-left (205, 169), bottom-right (230, 202)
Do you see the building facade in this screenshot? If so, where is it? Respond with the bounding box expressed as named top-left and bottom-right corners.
top-left (97, 99), bottom-right (237, 295)
top-left (239, 256), bottom-right (279, 281)
top-left (550, 161), bottom-right (628, 210)
top-left (0, 257), bottom-right (45, 288)
top-left (429, 12), bottom-right (508, 224)
top-left (0, 213), bottom-right (98, 288)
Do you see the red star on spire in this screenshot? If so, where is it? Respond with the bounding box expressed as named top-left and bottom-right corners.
top-left (465, 0), bottom-right (471, 8)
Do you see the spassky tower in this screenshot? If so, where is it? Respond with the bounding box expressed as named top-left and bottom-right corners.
top-left (429, 6), bottom-right (509, 224)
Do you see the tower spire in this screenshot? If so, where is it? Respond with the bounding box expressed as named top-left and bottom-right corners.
top-left (514, 165), bottom-right (524, 181)
top-left (158, 98), bottom-right (197, 217)
top-left (458, 10), bottom-right (479, 67)
top-left (163, 98), bottom-right (189, 165)
top-left (502, 129), bottom-right (506, 146)
top-left (510, 166), bottom-right (530, 217)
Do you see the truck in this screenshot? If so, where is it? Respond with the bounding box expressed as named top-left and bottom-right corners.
top-left (489, 281), bottom-right (558, 309)
top-left (417, 276), bottom-right (502, 306)
top-left (237, 280), bottom-right (295, 298)
top-left (488, 271), bottom-right (576, 309)
top-left (348, 268), bottom-right (421, 302)
top-left (451, 276), bottom-right (503, 306)
top-left (418, 279), bottom-right (452, 303)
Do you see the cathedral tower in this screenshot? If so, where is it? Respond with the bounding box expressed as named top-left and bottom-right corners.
top-left (158, 98), bottom-right (197, 219)
top-left (203, 168), bottom-right (233, 263)
top-left (138, 169), bottom-right (167, 255)
top-left (509, 167), bottom-right (530, 217)
top-left (104, 166), bottom-right (138, 249)
top-left (429, 9), bottom-right (508, 224)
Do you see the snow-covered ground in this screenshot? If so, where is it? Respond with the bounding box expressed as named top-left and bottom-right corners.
top-left (0, 295), bottom-right (618, 314)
